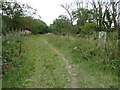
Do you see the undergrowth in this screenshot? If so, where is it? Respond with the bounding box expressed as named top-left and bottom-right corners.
top-left (42, 32), bottom-right (119, 88)
top-left (2, 34), bottom-right (35, 88)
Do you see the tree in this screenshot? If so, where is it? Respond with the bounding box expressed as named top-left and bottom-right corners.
top-left (102, 6), bottom-right (112, 29)
top-left (73, 8), bottom-right (94, 26)
top-left (49, 15), bottom-right (71, 33)
top-left (91, 0), bottom-right (103, 29)
top-left (73, 0), bottom-right (95, 32)
top-left (1, 1), bottom-right (38, 33)
top-left (110, 0), bottom-right (119, 30)
top-left (90, 0), bottom-right (119, 31)
top-left (2, 2), bottom-right (23, 18)
top-left (91, 0), bottom-right (111, 30)
top-left (60, 3), bottom-right (75, 33)
top-left (2, 1), bottom-right (37, 18)
top-left (31, 19), bottom-right (48, 34)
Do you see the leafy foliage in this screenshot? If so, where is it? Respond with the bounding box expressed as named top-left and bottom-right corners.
top-left (49, 15), bottom-right (71, 34)
top-left (2, 33), bottom-right (37, 88)
top-left (73, 8), bottom-right (95, 26)
top-left (80, 23), bottom-right (97, 33)
top-left (42, 33), bottom-right (118, 87)
top-left (2, 1), bottom-right (48, 35)
top-left (2, 33), bottom-right (25, 74)
top-left (31, 19), bottom-right (48, 34)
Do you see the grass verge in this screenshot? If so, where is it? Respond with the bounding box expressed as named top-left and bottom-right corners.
top-left (42, 34), bottom-right (118, 88)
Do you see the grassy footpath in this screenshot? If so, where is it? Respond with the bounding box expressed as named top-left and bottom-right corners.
top-left (3, 34), bottom-right (118, 88)
top-left (42, 34), bottom-right (118, 88)
top-left (3, 35), bottom-right (69, 88)
top-left (28, 36), bottom-right (69, 88)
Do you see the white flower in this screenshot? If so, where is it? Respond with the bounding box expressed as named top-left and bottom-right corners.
top-left (7, 41), bottom-right (10, 43)
top-left (74, 74), bottom-right (77, 76)
top-left (26, 79), bottom-right (31, 82)
top-left (69, 66), bottom-right (72, 68)
top-left (74, 47), bottom-right (77, 50)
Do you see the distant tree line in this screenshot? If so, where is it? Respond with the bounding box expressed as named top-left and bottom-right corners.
top-left (49, 0), bottom-right (120, 34)
top-left (1, 1), bottom-right (48, 35)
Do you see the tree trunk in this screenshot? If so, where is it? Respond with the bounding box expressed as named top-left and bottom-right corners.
top-left (61, 4), bottom-right (75, 34)
top-left (111, 0), bottom-right (117, 30)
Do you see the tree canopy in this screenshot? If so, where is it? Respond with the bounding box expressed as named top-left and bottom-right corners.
top-left (1, 1), bottom-right (48, 34)
top-left (48, 0), bottom-right (119, 34)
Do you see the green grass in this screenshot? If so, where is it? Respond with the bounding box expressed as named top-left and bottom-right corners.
top-left (42, 34), bottom-right (118, 88)
top-left (2, 35), bottom-right (36, 88)
top-left (28, 36), bottom-right (69, 88)
top-left (2, 33), bottom-right (118, 88)
top-left (2, 35), bottom-right (69, 88)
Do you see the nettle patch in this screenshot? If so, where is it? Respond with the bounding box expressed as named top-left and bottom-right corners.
top-left (2, 35), bottom-right (25, 74)
top-left (73, 33), bottom-right (119, 71)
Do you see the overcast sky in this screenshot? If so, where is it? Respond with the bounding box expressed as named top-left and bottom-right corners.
top-left (17, 0), bottom-right (120, 25)
top-left (18, 0), bottom-right (75, 26)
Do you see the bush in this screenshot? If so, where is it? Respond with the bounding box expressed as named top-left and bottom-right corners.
top-left (2, 34), bottom-right (24, 74)
top-left (80, 23), bottom-right (97, 33)
top-left (31, 19), bottom-right (48, 34)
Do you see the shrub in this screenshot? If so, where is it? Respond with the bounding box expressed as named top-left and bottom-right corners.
top-left (80, 23), bottom-right (97, 33)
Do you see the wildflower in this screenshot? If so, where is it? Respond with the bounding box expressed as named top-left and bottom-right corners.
top-left (74, 47), bottom-right (77, 50)
top-left (69, 66), bottom-right (72, 68)
top-left (73, 74), bottom-right (77, 76)
top-left (26, 79), bottom-right (31, 82)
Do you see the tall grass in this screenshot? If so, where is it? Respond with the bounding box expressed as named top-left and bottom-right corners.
top-left (2, 33), bottom-right (35, 88)
top-left (44, 32), bottom-right (119, 71)
top-left (42, 32), bottom-right (118, 87)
